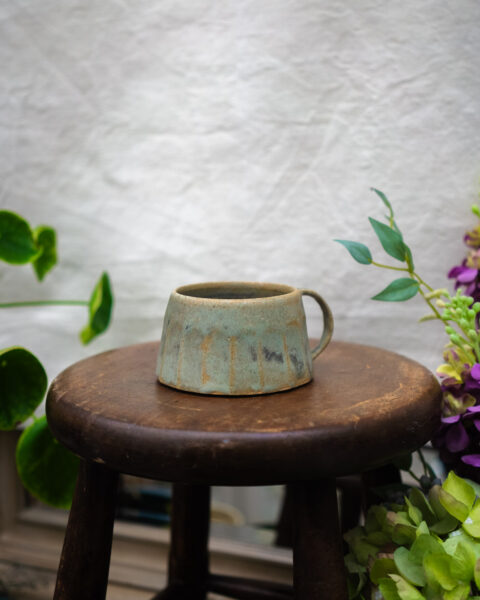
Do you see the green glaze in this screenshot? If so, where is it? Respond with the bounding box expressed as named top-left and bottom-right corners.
top-left (156, 282), bottom-right (333, 396)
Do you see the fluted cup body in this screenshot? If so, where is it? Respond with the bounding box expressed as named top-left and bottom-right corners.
top-left (156, 282), bottom-right (333, 396)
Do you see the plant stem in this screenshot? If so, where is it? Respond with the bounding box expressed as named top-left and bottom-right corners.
top-left (417, 287), bottom-right (442, 319)
top-left (407, 469), bottom-right (422, 484)
top-left (0, 300), bottom-right (88, 308)
top-left (417, 448), bottom-right (436, 479)
top-left (411, 272), bottom-right (434, 292)
top-left (371, 261), bottom-right (410, 272)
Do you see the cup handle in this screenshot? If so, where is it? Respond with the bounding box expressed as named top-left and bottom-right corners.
top-left (300, 289), bottom-right (334, 360)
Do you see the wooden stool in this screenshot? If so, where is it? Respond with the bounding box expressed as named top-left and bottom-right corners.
top-left (46, 340), bottom-right (441, 600)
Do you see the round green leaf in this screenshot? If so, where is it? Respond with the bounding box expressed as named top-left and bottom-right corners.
top-left (463, 500), bottom-right (480, 538)
top-left (80, 272), bottom-right (114, 344)
top-left (423, 554), bottom-right (457, 591)
top-left (408, 487), bottom-right (436, 525)
top-left (0, 347), bottom-right (47, 430)
top-left (372, 278), bottom-right (420, 302)
top-left (474, 557), bottom-right (480, 589)
top-left (441, 471), bottom-right (476, 516)
top-left (378, 577), bottom-right (402, 600)
top-left (394, 547), bottom-right (426, 587)
top-left (0, 210), bottom-right (38, 264)
top-left (370, 557), bottom-right (398, 585)
top-left (389, 574), bottom-right (427, 600)
top-left (32, 226), bottom-right (57, 281)
top-left (16, 416), bottom-right (79, 508)
top-left (334, 239), bottom-right (372, 265)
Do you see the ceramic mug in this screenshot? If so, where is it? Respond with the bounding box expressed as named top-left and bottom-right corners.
top-left (156, 281), bottom-right (333, 396)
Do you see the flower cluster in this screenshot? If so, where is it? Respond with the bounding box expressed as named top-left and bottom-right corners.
top-left (434, 209), bottom-right (480, 480)
top-left (448, 205), bottom-right (480, 303)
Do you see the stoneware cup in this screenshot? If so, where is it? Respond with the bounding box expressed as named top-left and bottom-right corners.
top-left (156, 281), bottom-right (334, 396)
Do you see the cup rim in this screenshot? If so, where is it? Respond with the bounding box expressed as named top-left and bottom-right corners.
top-left (173, 281), bottom-right (297, 303)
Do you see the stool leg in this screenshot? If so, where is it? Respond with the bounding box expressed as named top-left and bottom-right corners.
top-left (292, 479), bottom-right (348, 600)
top-left (154, 483), bottom-right (210, 600)
top-left (54, 460), bottom-right (119, 600)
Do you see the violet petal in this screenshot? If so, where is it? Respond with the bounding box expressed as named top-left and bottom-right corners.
top-left (448, 266), bottom-right (466, 278)
top-left (442, 415), bottom-right (461, 424)
top-left (471, 364), bottom-right (480, 380)
top-left (461, 454), bottom-right (480, 467)
top-left (445, 422), bottom-right (470, 452)
top-left (457, 268), bottom-right (478, 283)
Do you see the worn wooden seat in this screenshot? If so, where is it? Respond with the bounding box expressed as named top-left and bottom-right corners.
top-left (46, 340), bottom-right (441, 600)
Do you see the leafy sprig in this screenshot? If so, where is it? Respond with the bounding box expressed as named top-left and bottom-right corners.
top-left (335, 190), bottom-right (480, 366)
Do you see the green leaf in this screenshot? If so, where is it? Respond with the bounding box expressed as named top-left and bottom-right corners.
top-left (430, 514), bottom-right (459, 535)
top-left (369, 217), bottom-right (408, 262)
top-left (392, 523), bottom-right (417, 545)
top-left (394, 547), bottom-right (426, 586)
top-left (370, 558), bottom-right (398, 585)
top-left (366, 530), bottom-right (390, 545)
top-left (429, 485), bottom-right (449, 519)
top-left (405, 245), bottom-right (415, 271)
top-left (32, 226), bottom-right (57, 281)
top-left (474, 557), bottom-right (480, 589)
top-left (449, 539), bottom-right (476, 582)
top-left (463, 500), bottom-right (480, 538)
top-left (463, 478), bottom-right (480, 498)
top-left (405, 498), bottom-right (422, 526)
top-left (372, 188), bottom-right (393, 214)
top-left (0, 210), bottom-right (38, 264)
top-left (334, 240), bottom-right (372, 265)
top-left (439, 489), bottom-right (470, 523)
top-left (80, 272), bottom-right (113, 344)
top-left (0, 347), bottom-right (47, 430)
top-left (389, 574), bottom-right (425, 600)
top-left (441, 471), bottom-right (476, 516)
top-left (379, 577), bottom-right (402, 600)
top-left (372, 278), bottom-right (420, 302)
top-left (344, 552), bottom-right (367, 575)
top-left (344, 526), bottom-right (379, 566)
top-left (409, 534), bottom-right (445, 564)
top-left (408, 488), bottom-right (436, 526)
top-left (365, 504), bottom-right (387, 533)
top-left (423, 554), bottom-right (457, 591)
top-left (444, 583), bottom-right (471, 600)
top-left (16, 416), bottom-right (79, 509)
top-left (416, 521), bottom-right (430, 537)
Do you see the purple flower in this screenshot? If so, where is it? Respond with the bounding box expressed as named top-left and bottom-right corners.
top-left (434, 401), bottom-right (480, 481)
top-left (462, 454), bottom-right (480, 467)
top-left (448, 251), bottom-right (480, 304)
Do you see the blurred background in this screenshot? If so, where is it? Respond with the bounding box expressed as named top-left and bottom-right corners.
top-left (1, 0), bottom-right (480, 542)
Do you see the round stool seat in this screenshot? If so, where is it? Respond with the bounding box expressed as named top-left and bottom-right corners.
top-left (46, 340), bottom-right (441, 485)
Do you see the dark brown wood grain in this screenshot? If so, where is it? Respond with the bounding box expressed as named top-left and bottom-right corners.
top-left (46, 340), bottom-right (441, 485)
top-left (47, 339), bottom-right (442, 600)
top-left (292, 478), bottom-right (348, 600)
top-left (53, 460), bottom-right (118, 600)
top-left (166, 484), bottom-right (210, 599)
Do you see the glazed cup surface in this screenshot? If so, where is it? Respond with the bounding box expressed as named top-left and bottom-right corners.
top-left (156, 281), bottom-right (333, 396)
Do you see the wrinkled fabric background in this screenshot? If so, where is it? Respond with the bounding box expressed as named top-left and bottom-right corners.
top-left (1, 0), bottom-right (480, 391)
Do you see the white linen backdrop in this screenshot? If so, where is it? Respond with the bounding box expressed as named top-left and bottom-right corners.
top-left (1, 0), bottom-right (480, 525)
